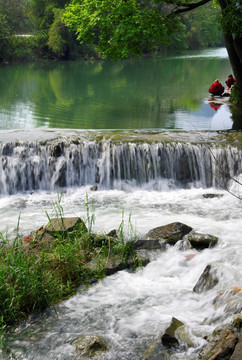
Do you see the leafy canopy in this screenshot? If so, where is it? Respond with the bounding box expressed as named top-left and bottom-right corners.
top-left (62, 0), bottom-right (176, 59)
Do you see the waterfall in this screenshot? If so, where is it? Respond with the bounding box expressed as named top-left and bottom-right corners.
top-left (0, 140), bottom-right (241, 195)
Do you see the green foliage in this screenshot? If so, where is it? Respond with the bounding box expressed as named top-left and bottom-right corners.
top-left (219, 0), bottom-right (242, 36)
top-left (62, 0), bottom-right (168, 60)
top-left (182, 3), bottom-right (223, 49)
top-left (0, 34), bottom-right (48, 62)
top-left (47, 9), bottom-right (67, 58)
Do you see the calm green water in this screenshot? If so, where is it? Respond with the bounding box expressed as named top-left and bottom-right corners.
top-left (0, 47), bottom-right (235, 131)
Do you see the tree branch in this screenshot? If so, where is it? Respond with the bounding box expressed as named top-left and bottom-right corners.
top-left (167, 0), bottom-right (212, 15)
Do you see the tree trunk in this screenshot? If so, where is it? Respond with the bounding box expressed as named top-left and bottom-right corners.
top-left (218, 0), bottom-right (242, 104)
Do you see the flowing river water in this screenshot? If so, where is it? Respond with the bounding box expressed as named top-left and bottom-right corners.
top-left (0, 48), bottom-right (241, 359)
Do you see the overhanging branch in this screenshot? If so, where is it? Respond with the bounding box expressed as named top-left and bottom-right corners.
top-left (166, 0), bottom-right (212, 15)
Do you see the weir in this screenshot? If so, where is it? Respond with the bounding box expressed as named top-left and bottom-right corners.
top-left (0, 140), bottom-right (241, 195)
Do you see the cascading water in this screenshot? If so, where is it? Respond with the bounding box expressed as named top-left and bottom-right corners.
top-left (0, 140), bottom-right (241, 195)
top-left (0, 134), bottom-right (241, 360)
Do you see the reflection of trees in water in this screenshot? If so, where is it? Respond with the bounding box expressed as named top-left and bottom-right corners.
top-left (0, 56), bottom-right (233, 129)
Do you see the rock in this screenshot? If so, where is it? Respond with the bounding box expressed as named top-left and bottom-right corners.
top-left (213, 287), bottom-right (242, 315)
top-left (86, 254), bottom-right (149, 276)
top-left (75, 335), bottom-right (107, 359)
top-left (193, 265), bottom-right (219, 293)
top-left (146, 222), bottom-right (192, 245)
top-left (45, 217), bottom-right (87, 235)
top-left (198, 324), bottom-right (239, 360)
top-left (202, 194), bottom-right (223, 199)
top-left (90, 185), bottom-right (98, 191)
top-left (188, 232), bottom-right (218, 250)
top-left (161, 317), bottom-right (184, 348)
top-left (132, 239), bottom-right (163, 250)
top-left (230, 328), bottom-right (242, 360)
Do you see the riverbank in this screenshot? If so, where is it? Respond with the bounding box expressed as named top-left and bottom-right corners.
top-left (1, 214), bottom-right (241, 360)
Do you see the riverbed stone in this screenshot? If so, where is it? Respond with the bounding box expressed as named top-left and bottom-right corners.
top-left (230, 328), bottom-right (242, 360)
top-left (146, 222), bottom-right (193, 245)
top-left (213, 287), bottom-right (242, 315)
top-left (198, 324), bottom-right (239, 360)
top-left (161, 317), bottom-right (184, 348)
top-left (193, 265), bottom-right (219, 293)
top-left (132, 239), bottom-right (163, 250)
top-left (45, 217), bottom-right (87, 235)
top-left (75, 335), bottom-right (107, 359)
top-left (202, 193), bottom-right (224, 199)
top-left (86, 254), bottom-right (149, 276)
top-left (188, 232), bottom-right (219, 250)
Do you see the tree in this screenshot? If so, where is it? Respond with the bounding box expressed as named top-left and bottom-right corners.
top-left (62, 0), bottom-right (242, 103)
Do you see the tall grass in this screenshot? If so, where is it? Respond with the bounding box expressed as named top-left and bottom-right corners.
top-left (0, 196), bottom-right (138, 341)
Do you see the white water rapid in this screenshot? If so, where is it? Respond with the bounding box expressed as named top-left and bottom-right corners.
top-left (0, 132), bottom-right (241, 360)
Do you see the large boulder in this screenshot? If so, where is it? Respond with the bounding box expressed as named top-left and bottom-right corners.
top-left (188, 232), bottom-right (218, 250)
top-left (198, 325), bottom-right (239, 360)
top-left (146, 222), bottom-right (192, 245)
top-left (45, 217), bottom-right (87, 235)
top-left (193, 265), bottom-right (219, 293)
top-left (75, 335), bottom-right (107, 359)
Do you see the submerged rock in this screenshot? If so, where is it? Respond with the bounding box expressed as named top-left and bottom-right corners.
top-left (193, 265), bottom-right (219, 293)
top-left (146, 222), bottom-right (192, 245)
top-left (75, 335), bottom-right (107, 359)
top-left (202, 193), bottom-right (224, 199)
top-left (188, 232), bottom-right (219, 250)
top-left (161, 317), bottom-right (184, 348)
top-left (198, 324), bottom-right (239, 360)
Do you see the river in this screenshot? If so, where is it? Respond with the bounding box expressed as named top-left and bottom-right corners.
top-left (0, 48), bottom-right (241, 360)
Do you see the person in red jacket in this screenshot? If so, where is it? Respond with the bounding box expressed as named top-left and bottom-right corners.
top-left (208, 79), bottom-right (224, 96)
top-left (226, 74), bottom-right (236, 89)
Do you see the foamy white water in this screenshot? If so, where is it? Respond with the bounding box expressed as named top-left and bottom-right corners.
top-left (1, 180), bottom-right (241, 359)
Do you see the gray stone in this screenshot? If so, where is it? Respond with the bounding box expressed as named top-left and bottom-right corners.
top-left (188, 232), bottom-right (218, 250)
top-left (198, 325), bottom-right (239, 360)
top-left (45, 217), bottom-right (87, 234)
top-left (202, 193), bottom-right (223, 199)
top-left (132, 239), bottom-right (163, 250)
top-left (146, 222), bottom-right (192, 245)
top-left (230, 328), bottom-right (242, 360)
top-left (75, 335), bottom-right (107, 359)
top-left (161, 317), bottom-right (184, 348)
top-left (193, 265), bottom-right (219, 293)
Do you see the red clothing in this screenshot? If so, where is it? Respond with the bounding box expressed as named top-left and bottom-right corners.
top-left (208, 81), bottom-right (224, 94)
top-left (226, 77), bottom-right (236, 88)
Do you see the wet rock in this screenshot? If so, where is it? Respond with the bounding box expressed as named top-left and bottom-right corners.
top-left (193, 265), bottom-right (219, 293)
top-left (213, 287), bottom-right (242, 316)
top-left (107, 229), bottom-right (118, 238)
top-left (188, 232), bottom-right (218, 250)
top-left (161, 317), bottom-right (184, 348)
top-left (146, 222), bottom-right (192, 245)
top-left (90, 185), bottom-right (98, 191)
top-left (86, 254), bottom-right (149, 276)
top-left (202, 193), bottom-right (223, 199)
top-left (45, 217), bottom-right (87, 235)
top-left (75, 335), bottom-right (107, 359)
top-left (132, 239), bottom-right (163, 250)
top-left (230, 328), bottom-right (242, 360)
top-left (198, 324), bottom-right (239, 360)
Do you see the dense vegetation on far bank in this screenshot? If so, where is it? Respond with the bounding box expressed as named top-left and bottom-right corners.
top-left (0, 0), bottom-right (222, 63)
